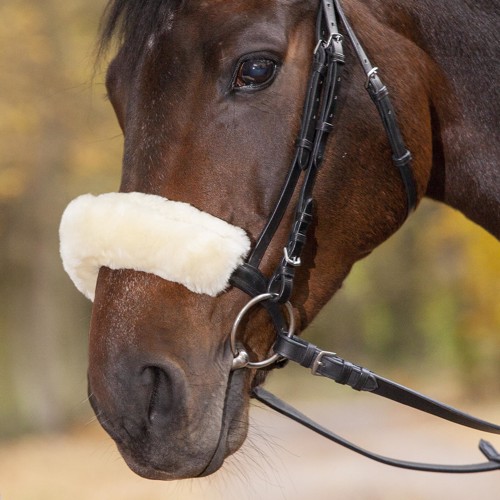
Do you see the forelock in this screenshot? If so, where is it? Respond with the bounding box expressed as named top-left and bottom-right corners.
top-left (97, 0), bottom-right (183, 60)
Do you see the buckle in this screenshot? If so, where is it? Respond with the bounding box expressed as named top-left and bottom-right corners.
top-left (365, 66), bottom-right (379, 88)
top-left (283, 247), bottom-right (301, 267)
top-left (314, 33), bottom-right (344, 55)
top-left (325, 33), bottom-right (343, 48)
top-left (311, 350), bottom-right (337, 375)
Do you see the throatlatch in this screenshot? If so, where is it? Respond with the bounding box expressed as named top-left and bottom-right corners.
top-left (230, 0), bottom-right (500, 474)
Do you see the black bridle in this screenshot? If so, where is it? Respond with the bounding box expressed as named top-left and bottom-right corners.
top-left (229, 0), bottom-right (500, 474)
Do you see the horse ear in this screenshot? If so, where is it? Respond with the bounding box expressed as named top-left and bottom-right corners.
top-left (59, 192), bottom-right (251, 301)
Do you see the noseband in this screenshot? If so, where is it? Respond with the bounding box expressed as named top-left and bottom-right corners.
top-left (229, 0), bottom-right (500, 474)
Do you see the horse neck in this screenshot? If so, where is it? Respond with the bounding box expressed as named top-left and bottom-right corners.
top-left (356, 0), bottom-right (500, 237)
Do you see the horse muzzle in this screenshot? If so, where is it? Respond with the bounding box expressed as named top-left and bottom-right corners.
top-left (88, 360), bottom-right (247, 480)
top-left (86, 268), bottom-right (251, 479)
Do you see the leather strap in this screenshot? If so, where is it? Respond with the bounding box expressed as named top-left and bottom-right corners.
top-left (229, 264), bottom-right (286, 332)
top-left (246, 5), bottom-right (333, 269)
top-left (274, 332), bottom-right (500, 435)
top-left (333, 0), bottom-right (417, 216)
top-left (233, 0), bottom-right (418, 305)
top-left (258, 4), bottom-right (345, 304)
top-left (253, 387), bottom-right (500, 473)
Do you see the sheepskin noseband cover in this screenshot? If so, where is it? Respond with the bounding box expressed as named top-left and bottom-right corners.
top-left (59, 192), bottom-right (251, 301)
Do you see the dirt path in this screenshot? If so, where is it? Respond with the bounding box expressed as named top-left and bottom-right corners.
top-left (1, 396), bottom-right (499, 500)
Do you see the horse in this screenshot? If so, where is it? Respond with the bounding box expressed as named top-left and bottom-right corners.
top-left (59, 0), bottom-right (499, 480)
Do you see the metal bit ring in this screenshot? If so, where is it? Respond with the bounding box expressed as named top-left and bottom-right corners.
top-left (230, 293), bottom-right (295, 370)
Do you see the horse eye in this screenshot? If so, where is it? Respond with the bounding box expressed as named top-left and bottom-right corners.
top-left (234, 58), bottom-right (277, 89)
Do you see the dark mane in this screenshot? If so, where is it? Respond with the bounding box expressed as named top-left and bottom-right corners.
top-left (97, 0), bottom-right (181, 60)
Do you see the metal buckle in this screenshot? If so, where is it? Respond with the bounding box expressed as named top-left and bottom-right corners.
top-left (325, 33), bottom-right (343, 48)
top-left (230, 293), bottom-right (295, 370)
top-left (311, 350), bottom-right (337, 375)
top-left (283, 247), bottom-right (301, 267)
top-left (365, 66), bottom-right (379, 88)
top-left (314, 33), bottom-right (343, 55)
top-left (313, 39), bottom-right (324, 55)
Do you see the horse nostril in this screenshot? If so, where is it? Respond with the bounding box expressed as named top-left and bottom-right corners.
top-left (142, 366), bottom-right (173, 425)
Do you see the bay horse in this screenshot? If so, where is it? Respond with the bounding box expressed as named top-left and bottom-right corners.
top-left (60, 0), bottom-right (499, 480)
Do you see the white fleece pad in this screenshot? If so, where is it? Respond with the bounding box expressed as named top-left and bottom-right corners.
top-left (59, 192), bottom-right (250, 301)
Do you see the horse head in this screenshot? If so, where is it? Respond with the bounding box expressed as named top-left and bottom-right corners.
top-left (59, 0), bottom-right (442, 479)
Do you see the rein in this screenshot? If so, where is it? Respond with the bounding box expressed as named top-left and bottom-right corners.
top-left (230, 0), bottom-right (500, 474)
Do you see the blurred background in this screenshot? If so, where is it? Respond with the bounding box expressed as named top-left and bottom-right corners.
top-left (0, 1), bottom-right (499, 498)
